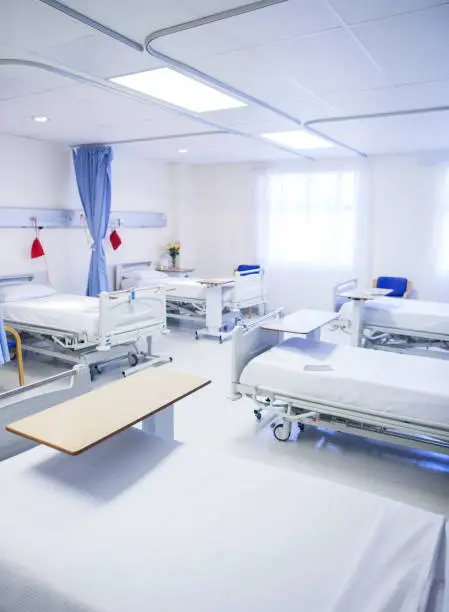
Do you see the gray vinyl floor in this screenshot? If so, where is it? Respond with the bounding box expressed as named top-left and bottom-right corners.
top-left (1, 323), bottom-right (448, 515)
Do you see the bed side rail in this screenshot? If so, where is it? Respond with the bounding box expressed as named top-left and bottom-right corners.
top-left (97, 288), bottom-right (167, 350)
top-left (233, 267), bottom-right (265, 305)
top-left (230, 308), bottom-right (283, 399)
top-left (334, 278), bottom-right (358, 312)
top-left (0, 366), bottom-right (91, 460)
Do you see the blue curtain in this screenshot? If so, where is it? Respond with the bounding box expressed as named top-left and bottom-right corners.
top-left (0, 316), bottom-right (9, 366)
top-left (72, 145), bottom-right (113, 296)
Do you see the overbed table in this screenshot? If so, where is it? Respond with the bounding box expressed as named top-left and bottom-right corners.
top-left (262, 309), bottom-right (339, 341)
top-left (340, 289), bottom-right (392, 345)
top-left (196, 278), bottom-right (235, 342)
top-left (6, 368), bottom-right (210, 455)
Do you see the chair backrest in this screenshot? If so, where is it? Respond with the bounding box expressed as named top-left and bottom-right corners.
top-left (236, 265), bottom-right (261, 277)
top-left (375, 276), bottom-right (408, 297)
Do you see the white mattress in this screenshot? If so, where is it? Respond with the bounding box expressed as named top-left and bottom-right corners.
top-left (122, 277), bottom-right (234, 302)
top-left (240, 338), bottom-right (449, 426)
top-left (0, 429), bottom-right (446, 612)
top-left (340, 297), bottom-right (449, 335)
top-left (1, 294), bottom-right (158, 340)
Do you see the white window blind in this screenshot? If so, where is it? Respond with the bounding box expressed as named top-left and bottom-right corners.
top-left (266, 171), bottom-right (357, 267)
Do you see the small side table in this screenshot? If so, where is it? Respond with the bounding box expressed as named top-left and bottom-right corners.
top-left (156, 268), bottom-right (195, 278)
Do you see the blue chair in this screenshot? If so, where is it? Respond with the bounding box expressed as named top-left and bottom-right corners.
top-left (373, 276), bottom-right (412, 298)
top-left (235, 265), bottom-right (261, 276)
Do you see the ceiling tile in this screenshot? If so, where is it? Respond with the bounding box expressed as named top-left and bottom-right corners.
top-left (33, 34), bottom-right (162, 79)
top-left (222, 0), bottom-right (341, 48)
top-left (0, 0), bottom-right (91, 48)
top-left (353, 4), bottom-right (449, 83)
top-left (319, 111), bottom-right (449, 154)
top-left (328, 0), bottom-right (448, 25)
top-left (59, 0), bottom-right (195, 41)
top-left (0, 64), bottom-right (72, 100)
top-left (153, 20), bottom-right (244, 61)
top-left (252, 29), bottom-right (388, 95)
top-left (181, 0), bottom-right (265, 15)
top-left (0, 85), bottom-right (204, 144)
top-left (116, 132), bottom-right (298, 163)
top-left (324, 80), bottom-right (449, 116)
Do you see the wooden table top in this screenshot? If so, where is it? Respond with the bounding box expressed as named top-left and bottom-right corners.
top-left (6, 369), bottom-right (210, 455)
top-left (262, 309), bottom-right (339, 334)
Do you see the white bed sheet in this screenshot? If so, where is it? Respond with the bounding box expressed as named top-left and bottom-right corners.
top-left (340, 297), bottom-right (449, 335)
top-left (0, 428), bottom-right (446, 612)
top-left (240, 338), bottom-right (449, 426)
top-left (1, 294), bottom-right (157, 339)
top-left (122, 277), bottom-right (234, 302)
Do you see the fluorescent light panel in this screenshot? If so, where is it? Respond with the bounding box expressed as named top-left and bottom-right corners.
top-left (262, 130), bottom-right (334, 150)
top-left (33, 116), bottom-right (49, 123)
top-left (110, 68), bottom-right (246, 113)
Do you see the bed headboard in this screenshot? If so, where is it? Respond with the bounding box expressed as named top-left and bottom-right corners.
top-left (0, 273), bottom-right (36, 287)
top-left (114, 261), bottom-right (152, 290)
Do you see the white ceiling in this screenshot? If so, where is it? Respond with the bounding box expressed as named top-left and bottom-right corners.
top-left (0, 0), bottom-right (448, 163)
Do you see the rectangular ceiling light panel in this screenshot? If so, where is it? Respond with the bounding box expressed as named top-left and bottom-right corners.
top-left (111, 68), bottom-right (246, 113)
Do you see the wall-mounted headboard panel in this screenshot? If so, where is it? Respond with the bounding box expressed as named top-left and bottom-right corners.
top-left (0, 208), bottom-right (167, 229)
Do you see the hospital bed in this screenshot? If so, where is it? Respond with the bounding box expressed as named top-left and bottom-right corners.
top-left (1, 368), bottom-right (447, 611)
top-left (116, 261), bottom-right (267, 342)
top-left (231, 309), bottom-right (449, 454)
top-left (0, 274), bottom-right (169, 379)
top-left (335, 279), bottom-right (449, 358)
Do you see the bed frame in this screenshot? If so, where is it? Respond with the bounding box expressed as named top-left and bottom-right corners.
top-left (231, 311), bottom-right (449, 455)
top-left (0, 274), bottom-right (170, 378)
top-left (116, 261), bottom-right (268, 343)
top-left (335, 279), bottom-right (449, 359)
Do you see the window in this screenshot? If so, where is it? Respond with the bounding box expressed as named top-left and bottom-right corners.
top-left (266, 171), bottom-right (357, 267)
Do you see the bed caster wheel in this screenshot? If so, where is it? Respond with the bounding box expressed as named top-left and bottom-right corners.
top-left (254, 409), bottom-right (262, 421)
top-left (298, 423), bottom-right (305, 432)
top-left (273, 422), bottom-right (292, 442)
top-left (128, 352), bottom-right (139, 367)
top-left (169, 356), bottom-right (173, 362)
top-left (195, 331), bottom-right (199, 340)
top-left (219, 335), bottom-right (223, 344)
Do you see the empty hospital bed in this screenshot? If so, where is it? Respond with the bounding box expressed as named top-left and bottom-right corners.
top-left (231, 310), bottom-right (449, 454)
top-left (335, 279), bottom-right (449, 358)
top-left (116, 261), bottom-right (267, 342)
top-left (0, 366), bottom-right (447, 611)
top-left (0, 274), bottom-right (168, 378)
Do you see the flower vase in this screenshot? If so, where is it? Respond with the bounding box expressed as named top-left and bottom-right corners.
top-left (170, 256), bottom-right (177, 270)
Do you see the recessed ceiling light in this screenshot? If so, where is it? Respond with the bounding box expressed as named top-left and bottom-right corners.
top-left (32, 116), bottom-right (49, 123)
top-left (261, 130), bottom-right (334, 150)
top-left (110, 68), bottom-right (246, 113)
top-left (178, 149), bottom-right (188, 154)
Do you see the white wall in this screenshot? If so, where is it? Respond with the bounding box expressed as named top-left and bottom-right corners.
top-left (172, 162), bottom-right (257, 277)
top-left (173, 154), bottom-right (449, 310)
top-left (0, 134), bottom-right (175, 294)
top-left (369, 155), bottom-right (448, 301)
